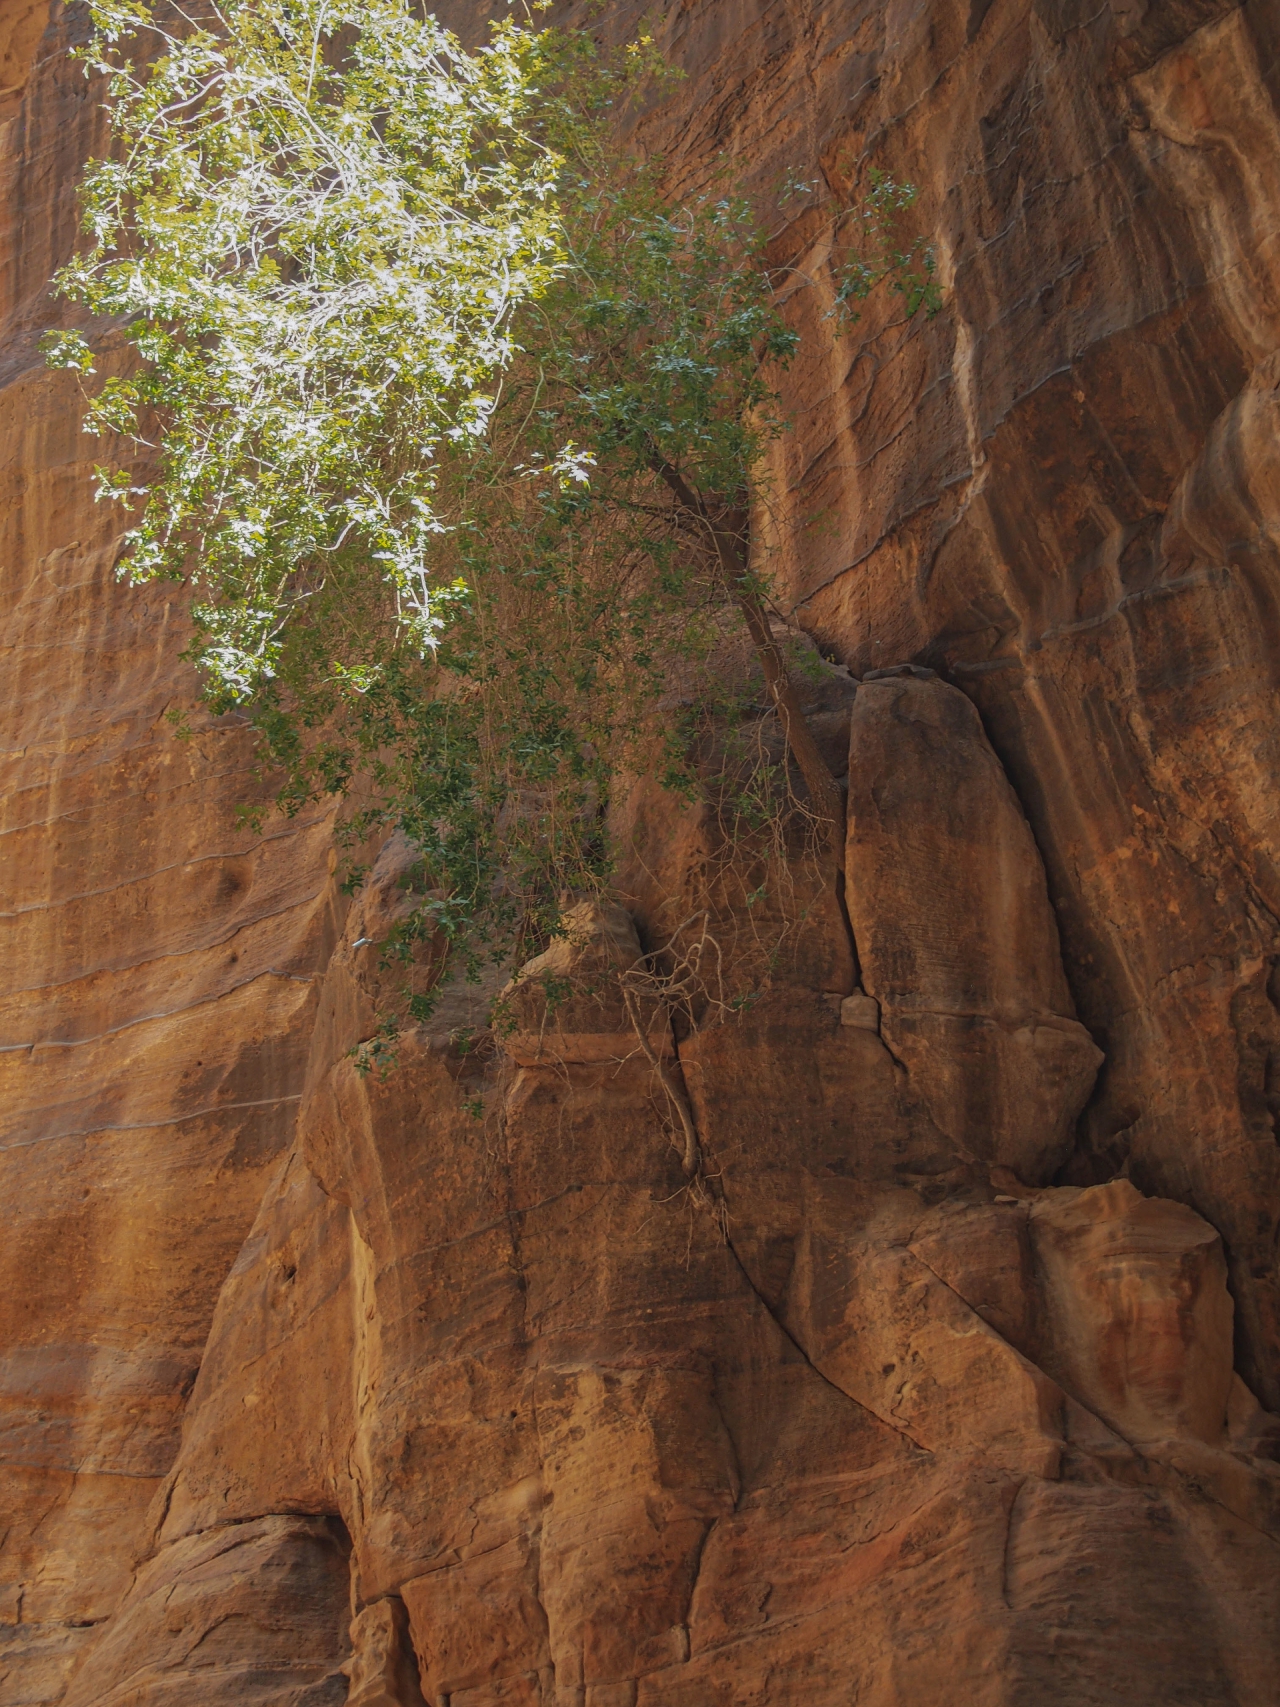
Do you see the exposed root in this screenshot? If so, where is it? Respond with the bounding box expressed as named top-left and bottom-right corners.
top-left (621, 982), bottom-right (700, 1177)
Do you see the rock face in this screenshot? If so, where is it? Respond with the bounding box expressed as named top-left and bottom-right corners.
top-left (0, 6), bottom-right (340, 1699)
top-left (846, 669), bottom-right (1103, 1181)
top-left (3, 2), bottom-right (1280, 1705)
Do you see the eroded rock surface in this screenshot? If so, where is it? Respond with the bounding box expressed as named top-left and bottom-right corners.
top-left (0, 5), bottom-right (339, 1698)
top-left (92, 865), bottom-right (1280, 1703)
top-left (846, 670), bottom-right (1103, 1181)
top-left (5, 1), bottom-right (1280, 1704)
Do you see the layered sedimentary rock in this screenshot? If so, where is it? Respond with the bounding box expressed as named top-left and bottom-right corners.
top-left (845, 668), bottom-right (1103, 1181)
top-left (741, 0), bottom-right (1280, 1407)
top-left (4, 2), bottom-right (1280, 1704)
top-left (78, 855), bottom-right (1277, 1705)
top-left (0, 6), bottom-right (340, 1699)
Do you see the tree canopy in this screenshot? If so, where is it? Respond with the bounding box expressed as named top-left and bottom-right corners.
top-left (46, 0), bottom-right (936, 1015)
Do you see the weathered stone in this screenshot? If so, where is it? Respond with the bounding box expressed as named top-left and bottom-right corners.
top-left (58, 1516), bottom-right (351, 1707)
top-left (839, 989), bottom-right (880, 1031)
top-left (8, 0), bottom-right (1280, 1702)
top-left (1029, 1177), bottom-right (1235, 1447)
top-left (343, 1598), bottom-right (427, 1707)
top-left (846, 672), bottom-right (1103, 1182)
top-left (498, 899), bottom-right (673, 1067)
top-left (0, 8), bottom-right (340, 1690)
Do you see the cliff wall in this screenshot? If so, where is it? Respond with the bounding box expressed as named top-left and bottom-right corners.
top-left (0, 6), bottom-right (342, 1697)
top-left (3, 3), bottom-right (1280, 1704)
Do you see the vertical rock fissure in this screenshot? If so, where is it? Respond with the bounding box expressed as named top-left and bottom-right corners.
top-left (683, 1517), bottom-right (715, 1642)
top-left (999, 1478), bottom-right (1025, 1612)
top-left (345, 1589), bottom-right (429, 1707)
top-left (832, 847), bottom-right (863, 993)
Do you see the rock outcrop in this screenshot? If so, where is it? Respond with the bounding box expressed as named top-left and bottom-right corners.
top-left (4, 2), bottom-right (1280, 1705)
top-left (845, 669), bottom-right (1103, 1181)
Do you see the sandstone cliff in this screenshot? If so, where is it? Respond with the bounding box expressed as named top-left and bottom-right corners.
top-left (4, 3), bottom-right (1280, 1704)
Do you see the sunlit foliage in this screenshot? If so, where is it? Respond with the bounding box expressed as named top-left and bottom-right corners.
top-left (46, 0), bottom-right (937, 1006)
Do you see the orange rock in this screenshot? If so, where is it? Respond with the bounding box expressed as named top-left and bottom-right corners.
top-left (59, 1516), bottom-right (352, 1707)
top-left (846, 671), bottom-right (1103, 1182)
top-left (344, 1597), bottom-right (427, 1707)
top-left (497, 900), bottom-right (673, 1068)
top-left (8, 1), bottom-right (1280, 1702)
top-left (1029, 1178), bottom-right (1234, 1447)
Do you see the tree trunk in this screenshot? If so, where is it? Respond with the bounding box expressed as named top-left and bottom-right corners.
top-left (651, 461), bottom-right (845, 844)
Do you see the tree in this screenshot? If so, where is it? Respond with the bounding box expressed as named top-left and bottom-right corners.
top-left (46, 0), bottom-right (936, 1011)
